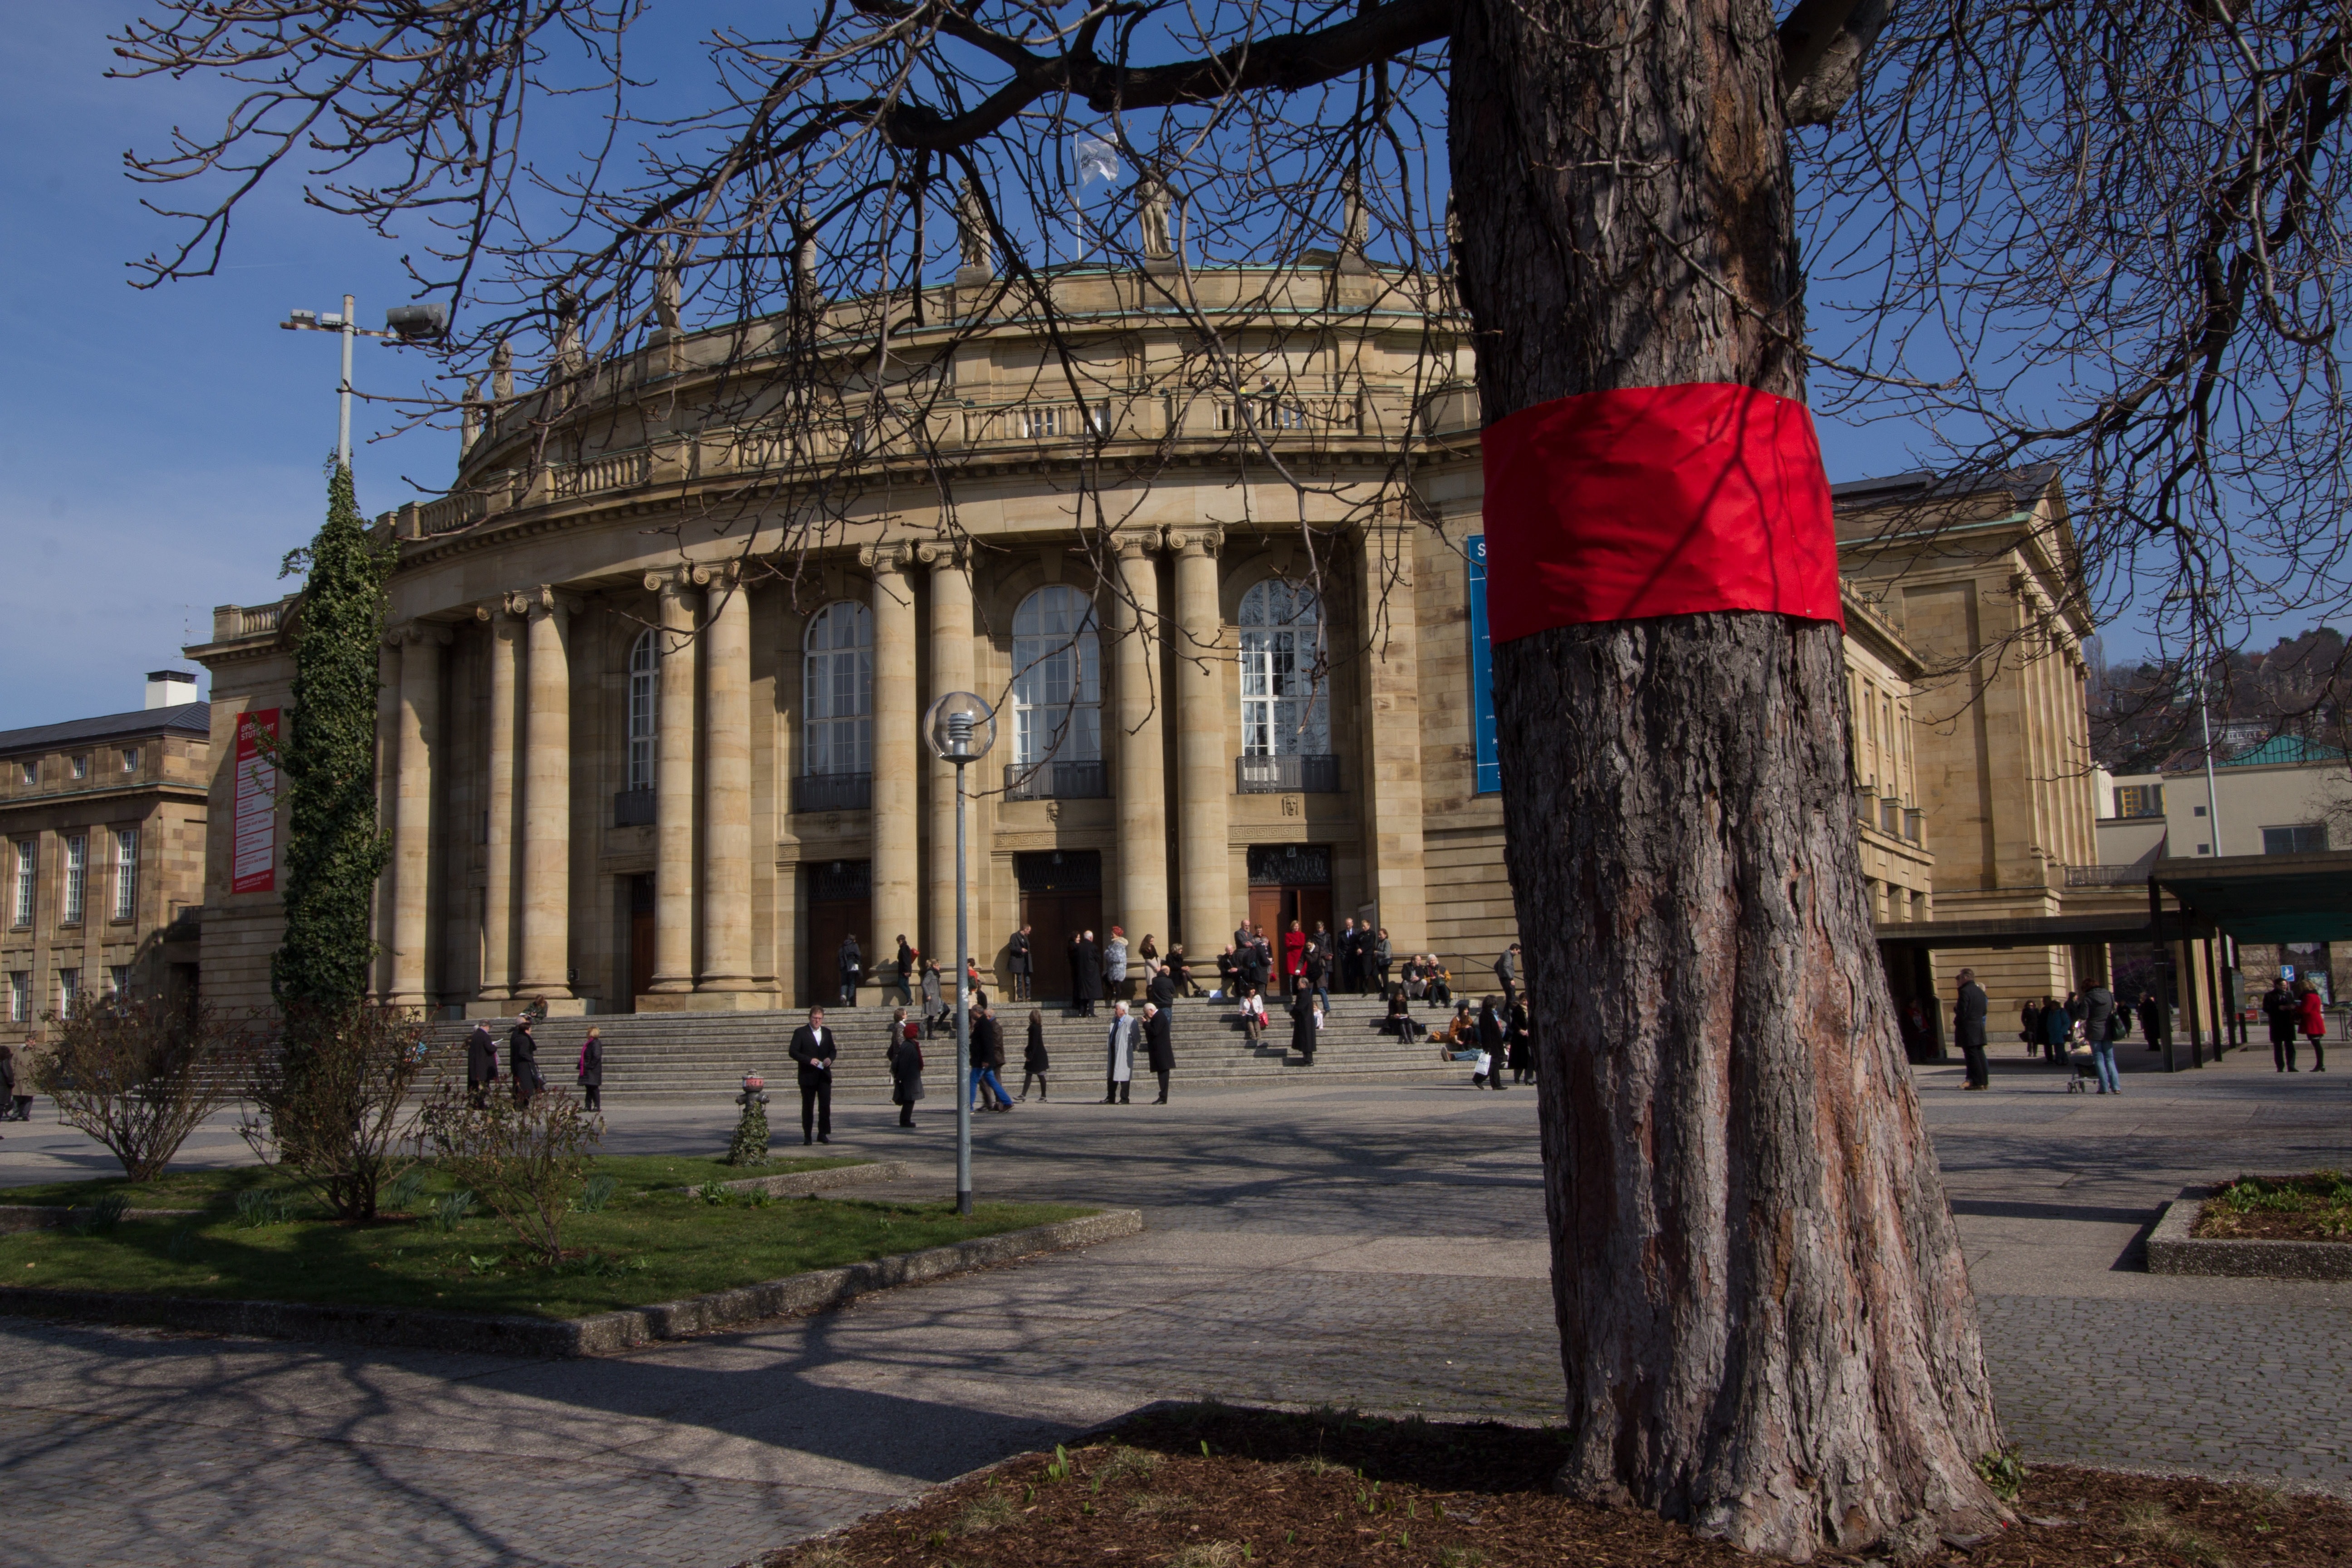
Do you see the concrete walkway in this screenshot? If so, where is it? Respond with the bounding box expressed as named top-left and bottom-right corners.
top-left (0, 1045), bottom-right (2345, 1567)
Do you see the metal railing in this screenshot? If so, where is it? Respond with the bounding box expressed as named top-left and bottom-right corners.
top-left (612, 788), bottom-right (655, 828)
top-left (2065, 862), bottom-right (2151, 887)
top-left (1003, 759), bottom-right (1109, 801)
top-left (1235, 753), bottom-right (1341, 794)
top-left (791, 771), bottom-right (872, 813)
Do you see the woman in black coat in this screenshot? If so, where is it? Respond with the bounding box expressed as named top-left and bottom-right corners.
top-left (1072, 933), bottom-right (1104, 1016)
top-left (1021, 1007), bottom-right (1049, 1100)
top-left (1475, 998), bottom-right (1506, 1090)
top-left (1289, 990), bottom-right (1321, 1064)
top-left (1504, 1001), bottom-right (1533, 1083)
top-left (887, 1007), bottom-right (925, 1127)
top-left (575, 1027), bottom-right (604, 1112)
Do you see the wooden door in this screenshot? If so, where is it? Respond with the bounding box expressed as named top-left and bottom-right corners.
top-left (1294, 887), bottom-right (1333, 946)
top-left (1023, 891), bottom-right (1104, 1000)
top-left (1248, 886), bottom-right (1284, 990)
top-left (808, 898), bottom-right (872, 1003)
top-left (627, 876), bottom-right (655, 1010)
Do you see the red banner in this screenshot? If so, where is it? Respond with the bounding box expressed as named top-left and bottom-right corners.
top-left (231, 708), bottom-right (280, 895)
top-left (1480, 382), bottom-right (1843, 642)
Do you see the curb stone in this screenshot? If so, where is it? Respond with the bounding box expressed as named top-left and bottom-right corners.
top-left (0, 1208), bottom-right (1143, 1357)
top-left (674, 1161), bottom-right (907, 1198)
top-left (2146, 1186), bottom-right (2352, 1279)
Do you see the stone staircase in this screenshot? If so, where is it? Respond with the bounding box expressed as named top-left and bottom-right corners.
top-left (420, 991), bottom-right (1468, 1102)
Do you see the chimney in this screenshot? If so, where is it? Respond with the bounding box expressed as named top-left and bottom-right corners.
top-left (146, 670), bottom-right (197, 710)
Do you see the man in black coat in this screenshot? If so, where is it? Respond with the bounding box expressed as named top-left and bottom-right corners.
top-left (1343, 919), bottom-right (1370, 995)
top-left (1143, 1000), bottom-right (1175, 1103)
top-left (836, 935), bottom-right (862, 1005)
top-left (1008, 924), bottom-right (1033, 1001)
top-left (789, 1006), bottom-right (838, 1143)
top-left (1073, 930), bottom-right (1104, 1017)
top-left (2264, 976), bottom-right (2303, 1071)
top-left (466, 1020), bottom-right (499, 1108)
top-left (507, 1014), bottom-right (543, 1108)
top-left (1954, 968), bottom-right (1989, 1090)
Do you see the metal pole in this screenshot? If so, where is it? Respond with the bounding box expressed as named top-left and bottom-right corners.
top-left (954, 760), bottom-right (972, 1217)
top-left (337, 292), bottom-right (356, 470)
top-left (2198, 668), bottom-right (2225, 853)
top-left (2202, 933), bottom-right (2224, 1069)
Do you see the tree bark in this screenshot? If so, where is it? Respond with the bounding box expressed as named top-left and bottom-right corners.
top-left (1450, 0), bottom-right (2006, 1558)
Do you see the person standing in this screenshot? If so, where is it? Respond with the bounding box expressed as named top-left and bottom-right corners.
top-left (2138, 989), bottom-right (2169, 1053)
top-left (1954, 968), bottom-right (1989, 1089)
top-left (1506, 999), bottom-right (1534, 1083)
top-left (892, 935), bottom-right (917, 1006)
top-left (789, 1006), bottom-right (837, 1143)
top-left (887, 1008), bottom-right (924, 1127)
top-left (1343, 917), bottom-right (1370, 995)
top-left (1148, 960), bottom-right (1178, 1010)
top-left (836, 933), bottom-right (862, 1006)
top-left (1371, 928), bottom-right (1393, 993)
top-left (2019, 997), bottom-right (2043, 1056)
top-left (1289, 987), bottom-right (1323, 1064)
top-left (2081, 985), bottom-right (2119, 1095)
top-left (1073, 929), bottom-right (1104, 1018)
top-left (1494, 943), bottom-right (1521, 1012)
top-left (1104, 926), bottom-right (1130, 1003)
top-left (508, 1014), bottom-right (543, 1107)
top-left (921, 959), bottom-right (946, 1036)
top-left (1008, 924), bottom-right (1034, 1002)
top-left (970, 1001), bottom-right (1013, 1112)
top-left (1144, 1000), bottom-right (1175, 1103)
top-left (2264, 976), bottom-right (2301, 1071)
top-left (0, 1045), bottom-right (13, 1137)
top-left (1302, 941), bottom-right (1330, 1015)
top-left (1102, 1000), bottom-right (1137, 1103)
top-left (2039, 995), bottom-right (2071, 1063)
top-left (1021, 1006), bottom-right (1049, 1099)
top-left (1475, 997), bottom-right (1507, 1089)
top-left (5, 1036), bottom-right (29, 1121)
top-left (1282, 920), bottom-right (1307, 997)
top-left (465, 1019), bottom-right (500, 1109)
top-left (576, 1026), bottom-right (604, 1113)
top-left (2298, 979), bottom-right (2329, 1071)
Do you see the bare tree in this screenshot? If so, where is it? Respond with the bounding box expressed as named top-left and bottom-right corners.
top-left (109, 0), bottom-right (2352, 1554)
top-left (34, 996), bottom-right (260, 1182)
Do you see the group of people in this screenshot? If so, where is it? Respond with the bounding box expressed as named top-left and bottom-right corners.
top-left (1951, 965), bottom-right (2336, 1092)
top-left (2262, 975), bottom-right (2330, 1072)
top-left (463, 1013), bottom-right (605, 1111)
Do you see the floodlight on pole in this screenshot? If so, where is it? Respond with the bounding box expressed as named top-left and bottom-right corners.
top-left (924, 691), bottom-right (996, 1216)
top-left (279, 296), bottom-right (449, 470)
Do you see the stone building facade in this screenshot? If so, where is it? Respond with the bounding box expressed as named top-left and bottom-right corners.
top-left (186, 268), bottom-right (2096, 1022)
top-left (0, 676), bottom-right (210, 1036)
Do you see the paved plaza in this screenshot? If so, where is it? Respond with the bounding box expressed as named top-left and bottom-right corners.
top-left (0, 1043), bottom-right (2346, 1567)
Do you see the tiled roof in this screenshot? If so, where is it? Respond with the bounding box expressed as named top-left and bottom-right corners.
top-left (0, 702), bottom-right (211, 755)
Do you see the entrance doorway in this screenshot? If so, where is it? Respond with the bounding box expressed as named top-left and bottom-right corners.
top-left (1015, 850), bottom-right (1103, 1001)
top-left (806, 859), bottom-right (872, 1005)
top-left (1247, 844), bottom-right (1333, 994)
top-left (627, 874), bottom-right (655, 1009)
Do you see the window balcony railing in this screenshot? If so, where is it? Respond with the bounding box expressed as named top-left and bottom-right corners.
top-left (791, 772), bottom-right (872, 813)
top-left (1003, 759), bottom-right (1109, 802)
top-left (1235, 753), bottom-right (1341, 794)
top-left (612, 788), bottom-right (655, 828)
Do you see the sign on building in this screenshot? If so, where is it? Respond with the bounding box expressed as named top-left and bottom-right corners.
top-left (231, 707), bottom-right (280, 895)
top-left (1468, 534), bottom-right (1499, 794)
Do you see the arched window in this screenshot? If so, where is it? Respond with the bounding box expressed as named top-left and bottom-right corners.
top-left (804, 601), bottom-right (873, 776)
top-left (1238, 579), bottom-right (1328, 755)
top-left (626, 630), bottom-right (657, 791)
top-left (1011, 585), bottom-right (1100, 768)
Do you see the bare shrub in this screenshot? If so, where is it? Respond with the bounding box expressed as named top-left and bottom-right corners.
top-left (33, 996), bottom-right (260, 1182)
top-left (418, 1080), bottom-right (603, 1263)
top-left (240, 1003), bottom-right (428, 1221)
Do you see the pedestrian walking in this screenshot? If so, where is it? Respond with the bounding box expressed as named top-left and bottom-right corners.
top-left (507, 1014), bottom-right (543, 1107)
top-left (837, 933), bottom-right (862, 1005)
top-left (970, 1002), bottom-right (1013, 1111)
top-left (465, 1018), bottom-right (500, 1108)
top-left (1144, 1000), bottom-right (1174, 1102)
top-left (1954, 968), bottom-right (1989, 1089)
top-left (2298, 978), bottom-right (2329, 1071)
top-left (1289, 988), bottom-right (1322, 1065)
top-left (2081, 984), bottom-right (2119, 1095)
top-left (576, 1026), bottom-right (604, 1112)
top-left (1073, 929), bottom-right (1104, 1017)
top-left (1494, 943), bottom-right (1521, 1012)
top-left (1008, 923), bottom-right (1034, 1001)
top-left (892, 935), bottom-right (917, 1005)
top-left (2265, 977), bottom-right (2301, 1071)
top-left (1021, 1006), bottom-right (1049, 1099)
top-left (1102, 1000), bottom-right (1137, 1103)
top-left (2019, 997), bottom-right (2042, 1055)
top-left (921, 959), bottom-right (946, 1036)
top-left (887, 1008), bottom-right (924, 1127)
top-left (789, 1006), bottom-right (837, 1143)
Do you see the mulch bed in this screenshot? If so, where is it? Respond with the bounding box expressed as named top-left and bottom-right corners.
top-left (2194, 1172), bottom-right (2352, 1245)
top-left (753, 1404), bottom-right (2351, 1568)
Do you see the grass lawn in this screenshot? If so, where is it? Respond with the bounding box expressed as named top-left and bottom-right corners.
top-left (0, 1152), bottom-right (868, 1211)
top-left (0, 1157), bottom-right (1084, 1320)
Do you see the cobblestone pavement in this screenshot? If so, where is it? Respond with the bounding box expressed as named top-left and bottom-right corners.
top-left (0, 1044), bottom-right (2345, 1566)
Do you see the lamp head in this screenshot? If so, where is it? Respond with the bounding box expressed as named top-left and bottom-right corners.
top-left (385, 302), bottom-right (448, 342)
top-left (923, 691), bottom-right (996, 764)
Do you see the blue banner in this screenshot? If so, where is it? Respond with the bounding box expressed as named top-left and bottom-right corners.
top-left (1467, 535), bottom-right (1499, 795)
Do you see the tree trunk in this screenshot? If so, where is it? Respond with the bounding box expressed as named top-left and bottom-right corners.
top-left (1449, 0), bottom-right (2007, 1558)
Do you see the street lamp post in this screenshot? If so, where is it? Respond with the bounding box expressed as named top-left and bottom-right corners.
top-left (924, 691), bottom-right (997, 1217)
top-left (280, 297), bottom-right (449, 468)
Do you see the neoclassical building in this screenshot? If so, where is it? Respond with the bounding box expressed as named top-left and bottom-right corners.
top-left (188, 263), bottom-right (2102, 1024)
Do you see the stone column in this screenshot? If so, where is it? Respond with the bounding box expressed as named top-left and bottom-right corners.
top-left (921, 541), bottom-right (975, 973)
top-left (700, 564), bottom-right (756, 994)
top-left (647, 568), bottom-right (700, 995)
top-left (389, 622), bottom-right (448, 1009)
top-left (518, 588), bottom-right (577, 1003)
top-left (1169, 528), bottom-right (1230, 951)
top-left (865, 544), bottom-right (921, 987)
top-left (372, 640), bottom-right (400, 1001)
top-left (1112, 530), bottom-right (1169, 951)
top-left (474, 598), bottom-right (522, 1001)
top-left (1357, 522), bottom-right (1429, 950)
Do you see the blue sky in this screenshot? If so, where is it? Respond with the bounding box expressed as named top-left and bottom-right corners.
top-left (0, 4), bottom-right (1959, 733)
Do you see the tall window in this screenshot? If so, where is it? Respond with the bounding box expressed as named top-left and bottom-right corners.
top-left (122, 747), bottom-right (140, 773)
top-left (804, 601), bottom-right (874, 775)
top-left (1238, 579), bottom-right (1328, 755)
top-left (1010, 586), bottom-right (1100, 767)
top-left (108, 965), bottom-right (129, 997)
top-left (58, 968), bottom-right (79, 1014)
top-left (62, 835), bottom-right (86, 925)
top-left (626, 629), bottom-right (657, 792)
top-left (10, 841), bottom-right (30, 927)
top-left (113, 829), bottom-right (138, 921)
top-left (7, 972), bottom-right (26, 1024)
